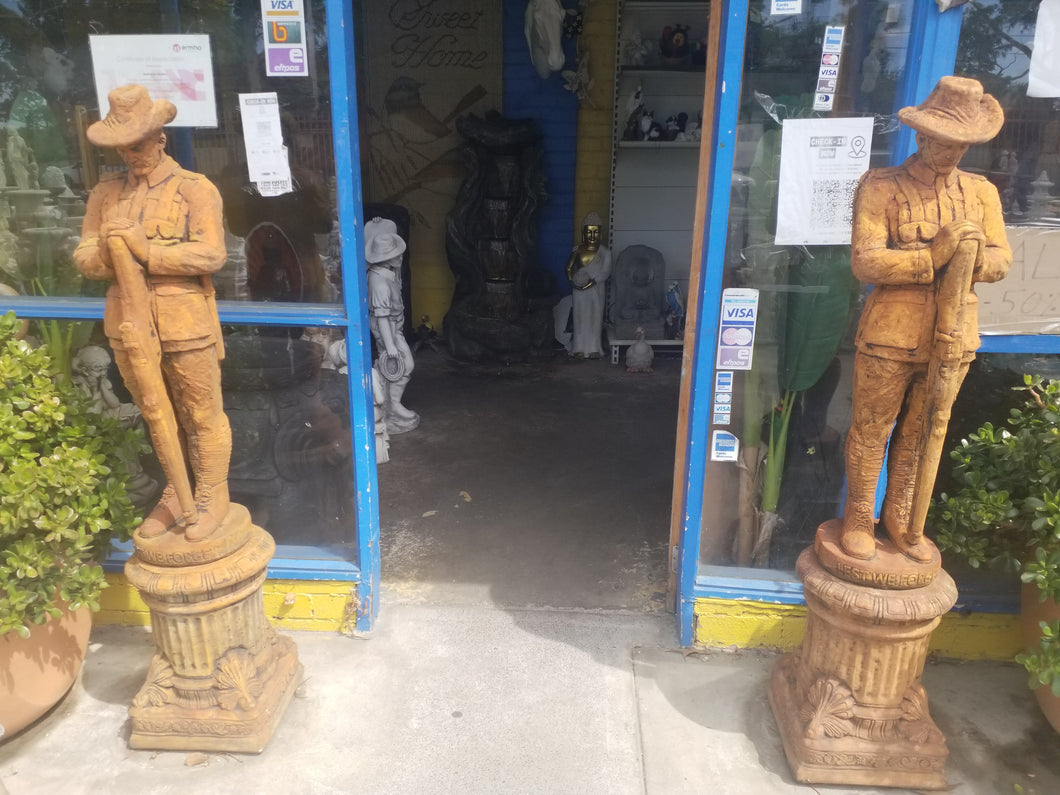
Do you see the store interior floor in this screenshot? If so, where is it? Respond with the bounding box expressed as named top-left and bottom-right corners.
top-left (376, 345), bottom-right (682, 613)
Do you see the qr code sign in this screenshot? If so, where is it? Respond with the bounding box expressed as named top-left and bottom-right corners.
top-left (810, 179), bottom-right (856, 230)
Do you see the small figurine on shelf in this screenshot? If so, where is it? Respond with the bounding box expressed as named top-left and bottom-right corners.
top-left (622, 84), bottom-right (645, 141)
top-left (625, 327), bottom-right (654, 373)
top-left (660, 24), bottom-right (691, 64)
top-left (640, 111), bottom-right (663, 141)
top-left (664, 281), bottom-right (685, 339)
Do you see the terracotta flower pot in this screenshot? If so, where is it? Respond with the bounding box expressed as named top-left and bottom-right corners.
top-left (1020, 583), bottom-right (1060, 734)
top-left (0, 604), bottom-right (92, 741)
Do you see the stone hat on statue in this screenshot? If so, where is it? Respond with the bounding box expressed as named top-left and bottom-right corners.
top-left (898, 76), bottom-right (1004, 145)
top-left (365, 232), bottom-right (406, 264)
top-left (364, 216), bottom-right (398, 245)
top-left (87, 85), bottom-right (177, 148)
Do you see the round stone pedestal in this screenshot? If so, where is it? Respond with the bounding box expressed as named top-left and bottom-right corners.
top-left (769, 522), bottom-right (958, 790)
top-left (124, 503), bottom-right (301, 752)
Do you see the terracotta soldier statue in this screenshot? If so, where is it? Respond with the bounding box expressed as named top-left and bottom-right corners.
top-left (366, 231), bottom-right (419, 433)
top-left (565, 211), bottom-right (612, 359)
top-left (73, 84), bottom-right (230, 542)
top-left (842, 76), bottom-right (1012, 562)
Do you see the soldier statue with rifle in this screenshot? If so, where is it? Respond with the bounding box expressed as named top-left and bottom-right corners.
top-left (841, 76), bottom-right (1012, 564)
top-left (74, 85), bottom-right (229, 543)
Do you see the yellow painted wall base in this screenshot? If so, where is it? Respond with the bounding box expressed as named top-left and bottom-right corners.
top-left (693, 597), bottom-right (1023, 662)
top-left (98, 573), bottom-right (356, 633)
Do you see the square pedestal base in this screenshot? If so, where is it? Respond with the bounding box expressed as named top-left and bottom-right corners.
top-left (769, 652), bottom-right (948, 790)
top-left (129, 634), bottom-right (302, 753)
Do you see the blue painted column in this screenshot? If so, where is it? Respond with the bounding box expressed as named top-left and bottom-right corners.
top-left (327, 0), bottom-right (379, 632)
top-left (891, 0), bottom-right (966, 164)
top-left (678, 0), bottom-right (750, 645)
top-left (503, 0), bottom-right (579, 291)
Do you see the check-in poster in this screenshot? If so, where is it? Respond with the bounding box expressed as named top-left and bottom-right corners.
top-left (89, 35), bottom-right (217, 127)
top-left (775, 117), bottom-right (874, 245)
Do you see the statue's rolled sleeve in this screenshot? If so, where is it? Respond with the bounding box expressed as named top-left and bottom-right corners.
top-left (973, 180), bottom-right (1012, 284)
top-left (73, 190), bottom-right (115, 281)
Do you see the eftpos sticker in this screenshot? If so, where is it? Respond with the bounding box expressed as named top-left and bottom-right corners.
top-left (716, 288), bottom-right (759, 371)
top-left (262, 0), bottom-right (308, 77)
top-left (711, 430), bottom-right (739, 462)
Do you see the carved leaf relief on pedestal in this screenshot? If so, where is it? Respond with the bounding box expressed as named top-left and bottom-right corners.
top-left (132, 655), bottom-right (175, 708)
top-left (800, 676), bottom-right (856, 739)
top-left (216, 648), bottom-right (264, 711)
top-left (899, 683), bottom-right (944, 745)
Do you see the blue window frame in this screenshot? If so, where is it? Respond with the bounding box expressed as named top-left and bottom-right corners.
top-left (0, 0), bottom-right (380, 633)
top-left (676, 0), bottom-right (1058, 644)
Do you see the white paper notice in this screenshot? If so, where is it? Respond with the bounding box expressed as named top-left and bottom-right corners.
top-left (775, 117), bottom-right (874, 246)
top-left (238, 93), bottom-right (293, 196)
top-left (771, 0), bottom-right (802, 14)
top-left (89, 35), bottom-right (217, 127)
top-left (1029, 0), bottom-right (1060, 98)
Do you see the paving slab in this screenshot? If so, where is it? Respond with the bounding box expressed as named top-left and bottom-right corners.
top-left (633, 645), bottom-right (1060, 795)
top-left (5, 606), bottom-right (1060, 794)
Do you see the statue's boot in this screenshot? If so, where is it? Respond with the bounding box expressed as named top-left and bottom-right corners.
top-left (883, 503), bottom-right (935, 563)
top-left (138, 485), bottom-right (181, 538)
top-left (840, 500), bottom-right (877, 559)
top-left (386, 380), bottom-right (420, 433)
top-left (185, 482), bottom-right (230, 542)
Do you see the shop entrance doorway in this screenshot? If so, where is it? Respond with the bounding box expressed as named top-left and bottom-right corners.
top-left (375, 352), bottom-right (681, 612)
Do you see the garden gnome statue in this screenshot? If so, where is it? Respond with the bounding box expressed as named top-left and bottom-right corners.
top-left (565, 211), bottom-right (612, 358)
top-left (74, 84), bottom-right (300, 753)
top-left (769, 76), bottom-right (1011, 790)
top-left (367, 230), bottom-right (419, 433)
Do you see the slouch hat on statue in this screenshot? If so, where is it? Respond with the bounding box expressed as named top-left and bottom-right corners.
top-left (365, 232), bottom-right (406, 264)
top-left (897, 76), bottom-right (1003, 145)
top-left (87, 85), bottom-right (177, 148)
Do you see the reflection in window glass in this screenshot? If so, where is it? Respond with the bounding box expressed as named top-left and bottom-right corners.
top-left (0, 1), bottom-right (341, 304)
top-left (956, 0), bottom-right (1060, 225)
top-left (699, 0), bottom-right (915, 570)
top-left (32, 318), bottom-right (355, 550)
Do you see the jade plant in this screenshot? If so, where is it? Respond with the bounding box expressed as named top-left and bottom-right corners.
top-left (0, 311), bottom-right (140, 638)
top-left (931, 375), bottom-right (1060, 694)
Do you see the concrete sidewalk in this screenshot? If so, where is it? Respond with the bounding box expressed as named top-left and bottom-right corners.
top-left (2, 603), bottom-right (1060, 794)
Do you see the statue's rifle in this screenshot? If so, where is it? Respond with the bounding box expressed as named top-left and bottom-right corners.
top-left (906, 237), bottom-right (981, 541)
top-left (108, 236), bottom-right (198, 525)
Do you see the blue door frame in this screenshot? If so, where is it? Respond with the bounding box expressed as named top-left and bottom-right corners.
top-left (0, 0), bottom-right (381, 633)
top-left (675, 0), bottom-right (1060, 645)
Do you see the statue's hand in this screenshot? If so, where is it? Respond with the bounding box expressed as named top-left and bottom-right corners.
top-left (930, 220), bottom-right (985, 271)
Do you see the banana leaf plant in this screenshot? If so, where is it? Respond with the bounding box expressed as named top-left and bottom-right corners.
top-left (735, 99), bottom-right (858, 566)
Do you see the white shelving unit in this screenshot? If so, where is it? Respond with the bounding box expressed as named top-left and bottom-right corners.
top-left (608, 0), bottom-right (709, 356)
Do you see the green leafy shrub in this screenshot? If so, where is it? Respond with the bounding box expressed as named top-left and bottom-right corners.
top-left (0, 312), bottom-right (140, 638)
top-left (931, 375), bottom-right (1060, 691)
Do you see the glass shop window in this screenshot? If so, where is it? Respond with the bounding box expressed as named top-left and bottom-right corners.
top-left (32, 318), bottom-right (355, 550)
top-left (0, 1), bottom-right (342, 305)
top-left (954, 0), bottom-right (1060, 340)
top-left (698, 0), bottom-right (916, 570)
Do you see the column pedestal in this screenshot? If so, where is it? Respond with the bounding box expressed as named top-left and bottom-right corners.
top-left (769, 519), bottom-right (957, 790)
top-left (124, 503), bottom-right (302, 753)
